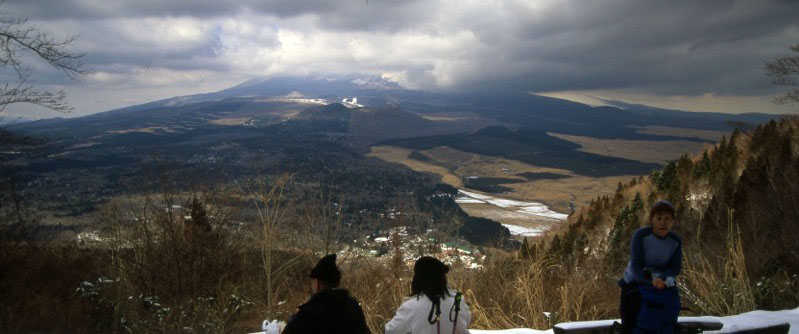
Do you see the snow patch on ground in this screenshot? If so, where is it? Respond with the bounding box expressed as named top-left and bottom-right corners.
top-left (551, 308), bottom-right (799, 334)
top-left (454, 198), bottom-right (486, 204)
top-left (705, 307), bottom-right (799, 334)
top-left (503, 224), bottom-right (549, 237)
top-left (456, 189), bottom-right (569, 221)
top-left (471, 329), bottom-right (552, 334)
top-left (455, 189), bottom-right (568, 237)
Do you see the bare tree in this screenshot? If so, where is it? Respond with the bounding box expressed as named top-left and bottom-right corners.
top-left (765, 44), bottom-right (799, 105)
top-left (0, 5), bottom-right (88, 114)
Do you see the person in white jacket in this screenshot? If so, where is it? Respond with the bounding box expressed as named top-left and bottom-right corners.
top-left (385, 256), bottom-right (471, 334)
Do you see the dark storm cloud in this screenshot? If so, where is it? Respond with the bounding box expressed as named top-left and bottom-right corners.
top-left (2, 0), bottom-right (798, 115)
top-left (4, 0), bottom-right (429, 27)
top-left (443, 0), bottom-right (799, 96)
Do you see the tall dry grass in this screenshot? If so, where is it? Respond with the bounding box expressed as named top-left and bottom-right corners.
top-left (681, 211), bottom-right (755, 316)
top-left (461, 253), bottom-right (616, 330)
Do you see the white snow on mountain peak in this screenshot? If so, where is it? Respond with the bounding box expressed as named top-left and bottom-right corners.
top-left (350, 77), bottom-right (402, 90)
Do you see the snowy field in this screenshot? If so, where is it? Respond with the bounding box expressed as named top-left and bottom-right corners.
top-left (456, 189), bottom-right (568, 220)
top-left (248, 307), bottom-right (799, 334)
top-left (455, 189), bottom-right (568, 236)
top-left (501, 224), bottom-right (550, 237)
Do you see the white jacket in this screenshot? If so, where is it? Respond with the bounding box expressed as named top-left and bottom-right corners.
top-left (385, 289), bottom-right (471, 334)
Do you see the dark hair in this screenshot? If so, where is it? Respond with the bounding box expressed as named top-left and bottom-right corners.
top-left (649, 200), bottom-right (675, 221)
top-left (410, 256), bottom-right (451, 301)
top-left (310, 254), bottom-right (341, 288)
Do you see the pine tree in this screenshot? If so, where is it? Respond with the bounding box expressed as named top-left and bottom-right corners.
top-left (657, 161), bottom-right (678, 192)
top-left (632, 192), bottom-right (644, 213)
top-left (188, 197), bottom-right (210, 232)
top-left (693, 151), bottom-right (711, 179)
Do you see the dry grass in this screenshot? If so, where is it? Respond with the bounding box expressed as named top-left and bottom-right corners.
top-left (505, 174), bottom-right (638, 213)
top-left (420, 115), bottom-right (480, 121)
top-left (368, 146), bottom-right (464, 187)
top-left (107, 127), bottom-right (174, 134)
top-left (209, 117), bottom-right (251, 125)
top-left (681, 214), bottom-right (755, 316)
top-left (368, 145), bottom-right (633, 214)
top-left (0, 220), bottom-right (768, 333)
top-left (633, 126), bottom-right (728, 142)
top-left (550, 133), bottom-right (712, 164)
top-left (462, 254), bottom-right (616, 330)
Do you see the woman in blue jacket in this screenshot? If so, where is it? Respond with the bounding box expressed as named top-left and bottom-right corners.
top-left (619, 200), bottom-right (682, 334)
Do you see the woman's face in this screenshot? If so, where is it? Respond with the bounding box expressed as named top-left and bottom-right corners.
top-left (651, 212), bottom-right (675, 237)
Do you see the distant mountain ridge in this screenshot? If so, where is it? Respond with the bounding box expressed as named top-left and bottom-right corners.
top-left (91, 75), bottom-right (414, 117)
top-left (15, 75), bottom-right (778, 136)
top-left (6, 74), bottom-right (783, 182)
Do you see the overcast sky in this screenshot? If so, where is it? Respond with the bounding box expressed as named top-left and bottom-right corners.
top-left (2, 0), bottom-right (798, 119)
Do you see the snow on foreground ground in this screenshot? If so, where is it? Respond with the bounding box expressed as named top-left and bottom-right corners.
top-left (248, 306), bottom-right (799, 334)
top-left (705, 307), bottom-right (799, 333)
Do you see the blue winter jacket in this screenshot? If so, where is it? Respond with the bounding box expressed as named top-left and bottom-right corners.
top-left (622, 226), bottom-right (682, 286)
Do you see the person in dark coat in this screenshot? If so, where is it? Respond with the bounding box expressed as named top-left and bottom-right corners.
top-left (282, 254), bottom-right (370, 334)
top-left (618, 200), bottom-right (683, 334)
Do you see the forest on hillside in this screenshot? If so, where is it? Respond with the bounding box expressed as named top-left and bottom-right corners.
top-left (521, 117), bottom-right (799, 319)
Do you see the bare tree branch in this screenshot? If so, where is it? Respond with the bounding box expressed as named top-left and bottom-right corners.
top-left (765, 44), bottom-right (799, 105)
top-left (0, 5), bottom-right (88, 113)
top-left (0, 83), bottom-right (70, 113)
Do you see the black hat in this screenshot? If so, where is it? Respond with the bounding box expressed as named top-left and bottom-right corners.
top-left (310, 254), bottom-right (341, 287)
top-left (413, 256), bottom-right (449, 279)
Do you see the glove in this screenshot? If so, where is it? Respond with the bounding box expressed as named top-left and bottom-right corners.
top-left (665, 276), bottom-right (676, 287)
top-left (262, 319), bottom-right (282, 334)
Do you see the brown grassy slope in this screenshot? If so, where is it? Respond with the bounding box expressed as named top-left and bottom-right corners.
top-left (549, 133), bottom-right (712, 164)
top-left (369, 145), bottom-right (640, 214)
top-left (634, 125), bottom-right (728, 142)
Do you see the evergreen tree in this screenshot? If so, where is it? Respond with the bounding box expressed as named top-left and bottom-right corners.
top-left (606, 205), bottom-right (633, 268)
top-left (657, 161), bottom-right (678, 192)
top-left (188, 197), bottom-right (210, 232)
top-left (693, 151), bottom-right (711, 179)
top-left (632, 192), bottom-right (644, 213)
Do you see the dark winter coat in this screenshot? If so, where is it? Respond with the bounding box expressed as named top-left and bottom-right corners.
top-left (282, 288), bottom-right (370, 334)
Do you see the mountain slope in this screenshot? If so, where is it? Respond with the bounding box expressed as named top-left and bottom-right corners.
top-left (539, 116), bottom-right (799, 312)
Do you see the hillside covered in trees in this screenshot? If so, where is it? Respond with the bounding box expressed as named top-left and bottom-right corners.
top-left (524, 116), bottom-right (799, 315)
